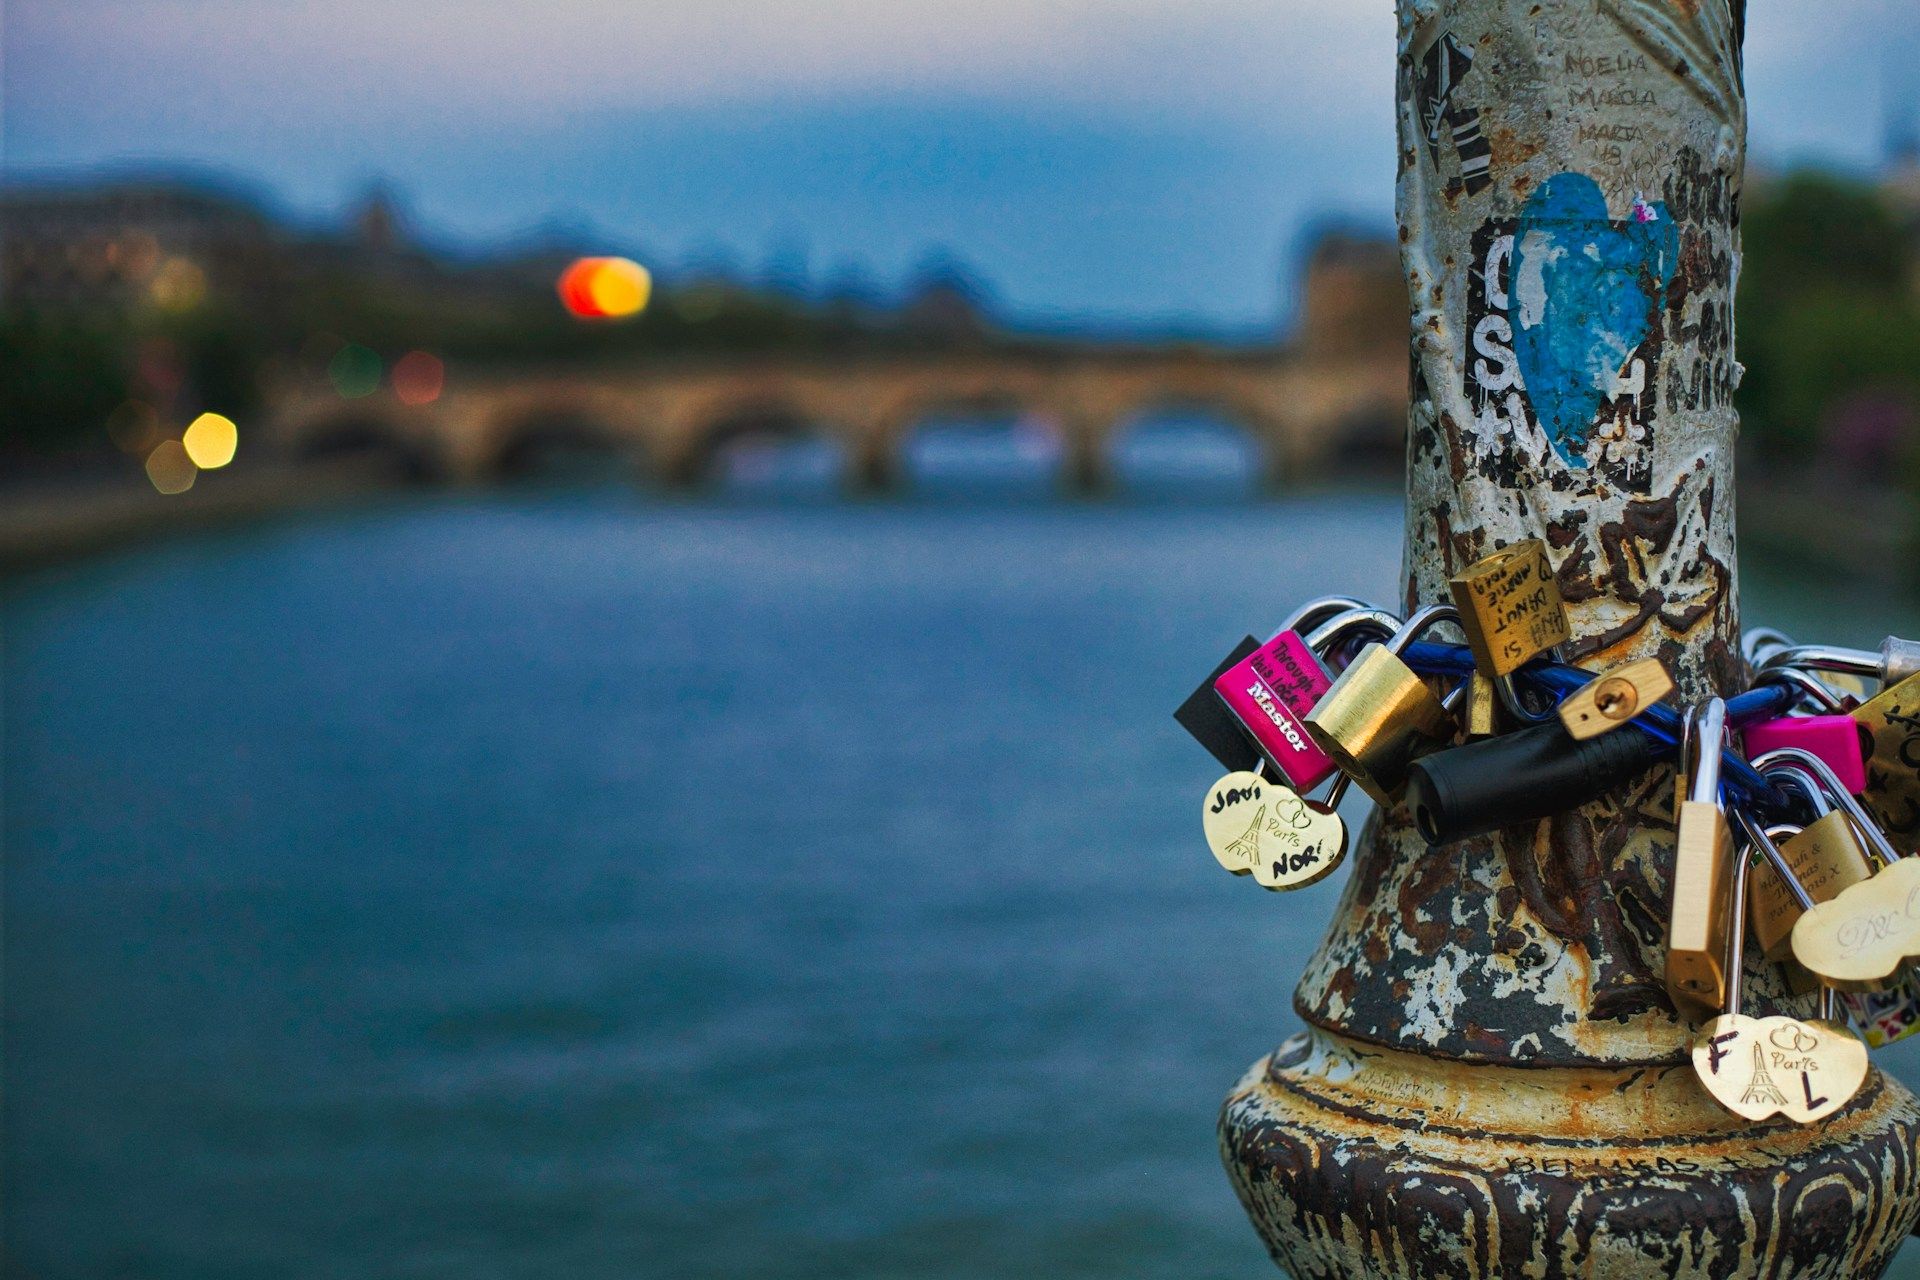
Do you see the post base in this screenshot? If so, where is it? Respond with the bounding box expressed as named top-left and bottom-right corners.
top-left (1221, 1028), bottom-right (1920, 1278)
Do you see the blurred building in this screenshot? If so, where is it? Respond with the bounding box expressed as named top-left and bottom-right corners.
top-left (1296, 228), bottom-right (1406, 364)
top-left (1, 181), bottom-right (291, 314)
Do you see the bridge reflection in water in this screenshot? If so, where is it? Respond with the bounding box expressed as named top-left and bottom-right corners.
top-left (268, 348), bottom-right (1406, 496)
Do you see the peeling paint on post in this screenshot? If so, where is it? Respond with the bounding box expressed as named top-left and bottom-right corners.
top-left (1220, 1), bottom-right (1920, 1274)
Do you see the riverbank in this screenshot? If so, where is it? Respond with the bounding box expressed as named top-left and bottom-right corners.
top-left (0, 461), bottom-right (410, 576)
top-left (2, 458), bottom-right (1912, 593)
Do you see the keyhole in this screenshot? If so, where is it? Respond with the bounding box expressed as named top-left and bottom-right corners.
top-left (1594, 678), bottom-right (1637, 720)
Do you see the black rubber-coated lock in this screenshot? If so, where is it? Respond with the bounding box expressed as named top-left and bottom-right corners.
top-left (1404, 719), bottom-right (1663, 845)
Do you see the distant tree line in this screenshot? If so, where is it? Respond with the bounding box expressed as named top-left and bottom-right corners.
top-left (3, 168), bottom-right (1915, 484)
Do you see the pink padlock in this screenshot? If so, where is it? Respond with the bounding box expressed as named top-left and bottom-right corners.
top-left (1741, 715), bottom-right (1869, 795)
top-left (1214, 631), bottom-right (1338, 791)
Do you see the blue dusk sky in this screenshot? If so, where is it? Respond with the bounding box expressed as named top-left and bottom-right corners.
top-left (5, 1), bottom-right (1917, 332)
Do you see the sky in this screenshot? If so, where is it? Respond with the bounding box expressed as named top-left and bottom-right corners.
top-left (5, 0), bottom-right (1918, 332)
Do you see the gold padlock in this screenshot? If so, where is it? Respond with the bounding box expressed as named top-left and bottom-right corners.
top-left (1557, 657), bottom-right (1674, 740)
top-left (1304, 604), bottom-right (1461, 806)
top-left (1667, 698), bottom-right (1732, 1018)
top-left (1446, 539), bottom-right (1571, 678)
top-left (1748, 799), bottom-right (1874, 961)
top-left (1854, 672), bottom-right (1920, 855)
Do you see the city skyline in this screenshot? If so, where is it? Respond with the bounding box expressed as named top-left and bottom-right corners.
top-left (7, 0), bottom-right (1918, 331)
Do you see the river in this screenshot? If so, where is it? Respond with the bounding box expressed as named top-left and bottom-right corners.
top-left (7, 485), bottom-right (1920, 1278)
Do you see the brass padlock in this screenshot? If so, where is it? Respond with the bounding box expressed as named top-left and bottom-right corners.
top-left (1557, 657), bottom-right (1675, 740)
top-left (1667, 698), bottom-right (1732, 1018)
top-left (1463, 672), bottom-right (1499, 738)
top-left (1446, 539), bottom-right (1571, 678)
top-left (1304, 604), bottom-right (1461, 806)
top-left (1748, 767), bottom-right (1874, 961)
top-left (1854, 672), bottom-right (1920, 855)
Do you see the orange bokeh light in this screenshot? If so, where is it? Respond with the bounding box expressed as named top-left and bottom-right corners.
top-left (392, 350), bottom-right (446, 405)
top-left (558, 257), bottom-right (651, 320)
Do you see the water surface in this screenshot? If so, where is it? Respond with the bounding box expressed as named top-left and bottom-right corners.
top-left (7, 491), bottom-right (1919, 1278)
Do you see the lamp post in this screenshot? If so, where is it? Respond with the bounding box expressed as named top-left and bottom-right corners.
top-left (1219, 2), bottom-right (1920, 1274)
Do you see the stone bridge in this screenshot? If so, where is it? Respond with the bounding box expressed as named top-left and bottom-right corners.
top-left (266, 346), bottom-right (1406, 491)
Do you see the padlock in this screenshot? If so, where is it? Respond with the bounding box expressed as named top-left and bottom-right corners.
top-left (1667, 699), bottom-right (1733, 1017)
top-left (1304, 604), bottom-right (1463, 805)
top-left (1463, 672), bottom-right (1499, 738)
top-left (1446, 538), bottom-right (1571, 678)
top-left (1403, 718), bottom-right (1663, 845)
top-left (1746, 768), bottom-right (1875, 962)
top-left (1212, 597), bottom-right (1375, 793)
top-left (1740, 715), bottom-right (1869, 795)
top-left (1692, 813), bottom-right (1868, 1123)
top-left (1556, 657), bottom-right (1674, 740)
top-left (1772, 745), bottom-right (1920, 991)
top-left (1200, 760), bottom-right (1347, 891)
top-left (1750, 746), bottom-right (1907, 871)
top-left (1852, 672), bottom-right (1920, 856)
top-left (1176, 599), bottom-right (1386, 773)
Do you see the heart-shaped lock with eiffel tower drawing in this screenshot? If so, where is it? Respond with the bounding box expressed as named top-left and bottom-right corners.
top-left (1691, 811), bottom-right (1868, 1124)
top-left (1200, 764), bottom-right (1347, 892)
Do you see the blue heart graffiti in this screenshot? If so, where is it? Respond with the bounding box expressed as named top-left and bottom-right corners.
top-left (1509, 172), bottom-right (1677, 467)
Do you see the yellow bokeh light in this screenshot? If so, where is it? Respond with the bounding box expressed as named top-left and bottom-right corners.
top-left (586, 258), bottom-right (652, 318)
top-left (145, 439), bottom-right (198, 494)
top-left (182, 412), bottom-right (239, 469)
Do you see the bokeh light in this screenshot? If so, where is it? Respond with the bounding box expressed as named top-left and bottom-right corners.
top-left (144, 439), bottom-right (197, 494)
top-left (558, 257), bottom-right (651, 320)
top-left (391, 351), bottom-right (445, 406)
top-left (182, 412), bottom-right (239, 469)
top-left (329, 343), bottom-right (383, 398)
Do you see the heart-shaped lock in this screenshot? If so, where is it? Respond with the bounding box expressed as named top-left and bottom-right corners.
top-left (1202, 771), bottom-right (1274, 875)
top-left (1250, 787), bottom-right (1347, 892)
top-left (1201, 770), bottom-right (1347, 889)
top-left (1791, 853), bottom-right (1920, 988)
top-left (1690, 1014), bottom-right (1866, 1124)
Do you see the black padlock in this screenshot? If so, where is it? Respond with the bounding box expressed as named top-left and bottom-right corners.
top-left (1403, 719), bottom-right (1663, 845)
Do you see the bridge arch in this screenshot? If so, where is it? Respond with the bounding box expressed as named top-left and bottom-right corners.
top-left (869, 375), bottom-right (1069, 493)
top-left (286, 408), bottom-right (445, 483)
top-left (669, 397), bottom-right (845, 490)
top-left (484, 402), bottom-right (647, 483)
top-left (1099, 384), bottom-right (1294, 493)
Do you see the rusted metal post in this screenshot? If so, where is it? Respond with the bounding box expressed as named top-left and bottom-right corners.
top-left (1220, 2), bottom-right (1920, 1275)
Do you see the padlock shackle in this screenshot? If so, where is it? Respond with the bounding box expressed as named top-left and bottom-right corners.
top-left (1753, 746), bottom-right (1905, 869)
top-left (1760, 643), bottom-right (1881, 680)
top-left (1275, 596), bottom-right (1376, 643)
top-left (1758, 817), bottom-right (1859, 1029)
top-left (1684, 698), bottom-right (1728, 806)
top-left (1301, 607), bottom-right (1402, 655)
top-left (1750, 665), bottom-right (1848, 714)
top-left (1719, 813), bottom-right (1757, 1020)
top-left (1741, 626), bottom-right (1797, 666)
top-left (1763, 764), bottom-right (1834, 820)
top-left (1735, 808), bottom-right (1819, 915)
top-left (1387, 603), bottom-right (1462, 655)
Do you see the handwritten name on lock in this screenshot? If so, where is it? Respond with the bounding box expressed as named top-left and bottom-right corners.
top-left (1448, 540), bottom-right (1571, 677)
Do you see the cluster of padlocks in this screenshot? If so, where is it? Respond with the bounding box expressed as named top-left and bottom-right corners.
top-left (1176, 539), bottom-right (1920, 1125)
